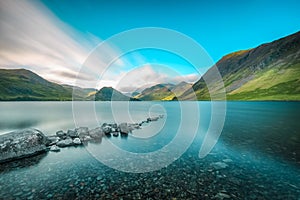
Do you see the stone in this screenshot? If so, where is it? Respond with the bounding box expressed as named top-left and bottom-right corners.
top-left (215, 192), bottom-right (230, 199)
top-left (108, 123), bottom-right (118, 128)
top-left (211, 162), bottom-right (229, 170)
top-left (128, 123), bottom-right (140, 130)
top-left (67, 129), bottom-right (78, 138)
top-left (119, 123), bottom-right (131, 134)
top-left (56, 130), bottom-right (66, 138)
top-left (223, 158), bottom-right (233, 163)
top-left (77, 128), bottom-right (90, 141)
top-left (81, 135), bottom-right (92, 141)
top-left (101, 123), bottom-right (108, 127)
top-left (73, 138), bottom-right (82, 145)
top-left (46, 136), bottom-right (60, 146)
top-left (102, 126), bottom-right (112, 134)
top-left (0, 128), bottom-right (48, 163)
top-left (89, 127), bottom-right (104, 139)
top-left (147, 117), bottom-right (159, 122)
top-left (75, 127), bottom-right (89, 135)
top-left (49, 145), bottom-right (60, 152)
top-left (56, 138), bottom-right (73, 147)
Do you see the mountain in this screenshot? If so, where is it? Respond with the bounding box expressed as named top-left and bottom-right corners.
top-left (62, 84), bottom-right (97, 100)
top-left (133, 82), bottom-right (193, 101)
top-left (164, 81), bottom-right (192, 100)
top-left (180, 31), bottom-right (300, 100)
top-left (0, 68), bottom-right (72, 101)
top-left (134, 84), bottom-right (175, 100)
top-left (1, 31), bottom-right (299, 101)
top-left (94, 87), bottom-right (139, 101)
top-left (0, 68), bottom-right (138, 101)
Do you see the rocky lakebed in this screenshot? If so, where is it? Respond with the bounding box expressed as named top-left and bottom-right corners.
top-left (0, 105), bottom-right (299, 199)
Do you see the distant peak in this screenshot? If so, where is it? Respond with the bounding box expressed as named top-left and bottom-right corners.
top-left (100, 86), bottom-right (114, 90)
top-left (177, 81), bottom-right (188, 85)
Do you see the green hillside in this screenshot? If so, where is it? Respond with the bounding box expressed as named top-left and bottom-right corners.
top-left (134, 84), bottom-right (175, 100)
top-left (1, 31), bottom-right (299, 101)
top-left (179, 31), bottom-right (300, 100)
top-left (94, 87), bottom-right (139, 101)
top-left (0, 69), bottom-right (72, 101)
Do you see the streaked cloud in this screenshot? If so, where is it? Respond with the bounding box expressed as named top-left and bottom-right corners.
top-left (0, 1), bottom-right (199, 91)
top-left (100, 64), bottom-right (198, 93)
top-left (0, 0), bottom-right (124, 87)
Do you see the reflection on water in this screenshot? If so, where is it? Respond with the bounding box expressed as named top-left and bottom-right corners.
top-left (0, 152), bottom-right (48, 173)
top-left (0, 102), bottom-right (299, 199)
top-left (0, 119), bottom-right (38, 129)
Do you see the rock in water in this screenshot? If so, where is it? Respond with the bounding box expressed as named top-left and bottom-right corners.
top-left (0, 129), bottom-right (48, 163)
top-left (77, 127), bottom-right (90, 141)
top-left (56, 130), bottom-right (66, 138)
top-left (56, 138), bottom-right (73, 147)
top-left (102, 126), bottom-right (112, 134)
top-left (67, 130), bottom-right (78, 138)
top-left (89, 127), bottom-right (104, 139)
top-left (147, 117), bottom-right (159, 122)
top-left (49, 145), bottom-right (60, 152)
top-left (211, 162), bottom-right (229, 170)
top-left (75, 127), bottom-right (89, 136)
top-left (119, 123), bottom-right (131, 134)
top-left (46, 136), bottom-right (60, 146)
top-left (73, 138), bottom-right (82, 145)
top-left (214, 192), bottom-right (231, 199)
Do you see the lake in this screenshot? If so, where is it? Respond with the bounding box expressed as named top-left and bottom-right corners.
top-left (0, 101), bottom-right (299, 199)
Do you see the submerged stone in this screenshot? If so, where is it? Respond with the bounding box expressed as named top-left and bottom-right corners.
top-left (215, 192), bottom-right (231, 199)
top-left (211, 162), bottom-right (229, 170)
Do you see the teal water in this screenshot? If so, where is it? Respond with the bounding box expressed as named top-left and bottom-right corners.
top-left (0, 102), bottom-right (299, 199)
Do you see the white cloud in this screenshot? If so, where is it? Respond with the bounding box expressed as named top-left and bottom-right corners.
top-left (0, 0), bottom-right (123, 87)
top-left (97, 64), bottom-right (199, 93)
top-left (0, 1), bottom-right (199, 91)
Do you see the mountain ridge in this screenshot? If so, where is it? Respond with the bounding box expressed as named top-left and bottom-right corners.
top-left (1, 30), bottom-right (299, 101)
top-left (179, 30), bottom-right (300, 100)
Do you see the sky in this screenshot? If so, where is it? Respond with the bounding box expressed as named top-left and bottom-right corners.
top-left (0, 0), bottom-right (300, 92)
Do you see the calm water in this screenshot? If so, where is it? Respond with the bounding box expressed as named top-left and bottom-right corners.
top-left (0, 102), bottom-right (299, 199)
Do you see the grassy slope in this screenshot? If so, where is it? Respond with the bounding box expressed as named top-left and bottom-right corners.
top-left (180, 31), bottom-right (300, 101)
top-left (0, 69), bottom-right (72, 101)
top-left (94, 87), bottom-right (138, 101)
top-left (62, 85), bottom-right (97, 100)
top-left (162, 82), bottom-right (192, 100)
top-left (227, 63), bottom-right (300, 100)
top-left (134, 84), bottom-right (175, 101)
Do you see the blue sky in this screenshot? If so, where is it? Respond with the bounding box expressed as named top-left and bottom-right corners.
top-left (1, 0), bottom-right (300, 91)
top-left (42, 0), bottom-right (300, 62)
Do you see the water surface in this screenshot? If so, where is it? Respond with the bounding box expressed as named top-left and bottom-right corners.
top-left (0, 102), bottom-right (299, 199)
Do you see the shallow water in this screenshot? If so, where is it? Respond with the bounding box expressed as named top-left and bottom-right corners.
top-left (0, 101), bottom-right (299, 199)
